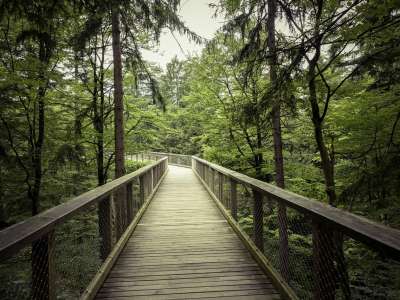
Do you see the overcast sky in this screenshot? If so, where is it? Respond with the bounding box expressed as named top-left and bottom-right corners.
top-left (141, 0), bottom-right (225, 69)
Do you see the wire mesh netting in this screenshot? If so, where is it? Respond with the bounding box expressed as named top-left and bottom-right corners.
top-left (0, 161), bottom-right (166, 299)
top-left (340, 237), bottom-right (400, 299)
top-left (0, 247), bottom-right (32, 299)
top-left (194, 159), bottom-right (400, 300)
top-left (54, 204), bottom-right (102, 299)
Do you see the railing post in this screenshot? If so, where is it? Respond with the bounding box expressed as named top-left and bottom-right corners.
top-left (253, 189), bottom-right (264, 252)
top-left (278, 202), bottom-right (289, 281)
top-left (139, 174), bottom-right (145, 206)
top-left (211, 168), bottom-right (215, 194)
top-left (31, 231), bottom-right (55, 300)
top-left (152, 167), bottom-right (155, 186)
top-left (218, 173), bottom-right (223, 201)
top-left (148, 170), bottom-right (152, 194)
top-left (230, 178), bottom-right (237, 221)
top-left (115, 187), bottom-right (127, 239)
top-left (98, 195), bottom-right (113, 260)
top-left (312, 219), bottom-right (336, 300)
top-left (145, 172), bottom-right (149, 197)
top-left (204, 164), bottom-right (208, 185)
top-left (126, 182), bottom-right (133, 223)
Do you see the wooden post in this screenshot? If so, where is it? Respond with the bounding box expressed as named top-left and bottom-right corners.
top-left (278, 202), bottom-right (289, 281)
top-left (253, 189), bottom-right (264, 252)
top-left (312, 219), bottom-right (336, 300)
top-left (230, 179), bottom-right (238, 221)
top-left (204, 164), bottom-right (208, 185)
top-left (98, 195), bottom-right (113, 260)
top-left (145, 172), bottom-right (149, 198)
top-left (148, 171), bottom-right (152, 194)
top-left (126, 182), bottom-right (133, 223)
top-left (150, 168), bottom-right (154, 191)
top-left (31, 231), bottom-right (55, 300)
top-left (211, 168), bottom-right (215, 194)
top-left (218, 173), bottom-right (223, 202)
top-left (115, 186), bottom-right (127, 238)
top-left (139, 175), bottom-right (145, 206)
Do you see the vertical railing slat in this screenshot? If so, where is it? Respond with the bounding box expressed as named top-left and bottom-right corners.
top-left (31, 231), bottom-right (55, 300)
top-left (139, 174), bottom-right (145, 206)
top-left (230, 178), bottom-right (238, 221)
top-left (253, 189), bottom-right (264, 252)
top-left (98, 195), bottom-right (113, 260)
top-left (126, 182), bottom-right (133, 223)
top-left (312, 219), bottom-right (336, 300)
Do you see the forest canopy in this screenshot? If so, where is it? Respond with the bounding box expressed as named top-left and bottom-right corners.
top-left (0, 0), bottom-right (399, 227)
top-left (1, 1), bottom-right (400, 299)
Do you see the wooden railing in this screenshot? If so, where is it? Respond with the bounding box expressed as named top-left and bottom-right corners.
top-left (127, 151), bottom-right (192, 167)
top-left (149, 152), bottom-right (191, 167)
top-left (5, 151), bottom-right (398, 300)
top-left (192, 156), bottom-right (400, 300)
top-left (0, 157), bottom-right (168, 300)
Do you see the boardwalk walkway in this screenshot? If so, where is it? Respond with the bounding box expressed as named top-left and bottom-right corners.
top-left (96, 165), bottom-right (280, 299)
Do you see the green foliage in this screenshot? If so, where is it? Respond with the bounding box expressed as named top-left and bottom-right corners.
top-left (1, 0), bottom-right (400, 299)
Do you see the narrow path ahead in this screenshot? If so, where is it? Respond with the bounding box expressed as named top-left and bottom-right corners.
top-left (96, 166), bottom-right (280, 299)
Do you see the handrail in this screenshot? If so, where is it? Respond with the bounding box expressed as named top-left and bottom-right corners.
top-left (192, 156), bottom-right (400, 258)
top-left (0, 157), bottom-right (167, 258)
top-left (127, 151), bottom-right (192, 167)
top-left (0, 156), bottom-right (168, 300)
top-left (148, 151), bottom-right (191, 157)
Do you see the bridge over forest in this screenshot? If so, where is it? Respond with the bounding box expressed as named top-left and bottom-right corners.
top-left (1, 153), bottom-right (400, 300)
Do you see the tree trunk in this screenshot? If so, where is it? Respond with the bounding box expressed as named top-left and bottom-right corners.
top-left (31, 38), bottom-right (48, 215)
top-left (111, 8), bottom-right (125, 179)
top-left (308, 67), bottom-right (337, 205)
top-left (267, 0), bottom-right (284, 189)
top-left (111, 7), bottom-right (126, 238)
top-left (267, 0), bottom-right (289, 281)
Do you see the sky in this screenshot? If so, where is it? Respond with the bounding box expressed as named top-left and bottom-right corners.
top-left (141, 0), bottom-right (225, 69)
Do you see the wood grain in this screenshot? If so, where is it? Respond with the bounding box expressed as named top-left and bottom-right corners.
top-left (96, 166), bottom-right (281, 299)
top-left (192, 156), bottom-right (400, 258)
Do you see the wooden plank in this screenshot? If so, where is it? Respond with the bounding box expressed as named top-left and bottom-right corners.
top-left (193, 165), bottom-right (296, 300)
top-left (99, 280), bottom-right (275, 291)
top-left (95, 166), bottom-right (281, 300)
top-left (107, 268), bottom-right (265, 279)
top-left (102, 274), bottom-right (271, 287)
top-left (104, 270), bottom-right (266, 283)
top-left (96, 290), bottom-right (280, 300)
top-left (112, 264), bottom-right (261, 274)
top-left (80, 166), bottom-right (169, 300)
top-left (97, 283), bottom-right (276, 297)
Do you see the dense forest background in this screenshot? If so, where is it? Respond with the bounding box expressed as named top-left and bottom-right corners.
top-left (1, 1), bottom-right (400, 299)
top-left (1, 0), bottom-right (399, 228)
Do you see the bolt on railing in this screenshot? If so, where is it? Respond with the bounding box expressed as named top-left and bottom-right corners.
top-left (0, 157), bottom-right (168, 300)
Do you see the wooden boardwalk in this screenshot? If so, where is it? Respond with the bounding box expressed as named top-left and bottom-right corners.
top-left (96, 166), bottom-right (281, 299)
